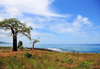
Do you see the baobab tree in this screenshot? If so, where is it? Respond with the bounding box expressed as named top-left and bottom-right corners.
top-left (30, 37), bottom-right (40, 50)
top-left (0, 18), bottom-right (33, 51)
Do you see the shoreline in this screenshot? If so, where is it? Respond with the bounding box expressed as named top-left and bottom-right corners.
top-left (25, 47), bottom-right (100, 54)
top-left (25, 47), bottom-right (61, 52)
top-left (0, 46), bottom-right (100, 54)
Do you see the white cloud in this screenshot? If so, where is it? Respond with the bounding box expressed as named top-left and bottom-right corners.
top-left (73, 15), bottom-right (92, 27)
top-left (0, 0), bottom-right (66, 17)
top-left (46, 15), bottom-right (93, 37)
top-left (72, 15), bottom-right (93, 31)
top-left (20, 15), bottom-right (92, 37)
top-left (0, 34), bottom-right (6, 37)
top-left (5, 6), bottom-right (22, 17)
top-left (0, 0), bottom-right (70, 31)
top-left (0, 29), bottom-right (11, 34)
top-left (0, 15), bottom-right (5, 21)
top-left (0, 13), bottom-right (93, 38)
top-left (0, 30), bottom-right (12, 37)
top-left (31, 31), bottom-right (54, 36)
top-left (18, 17), bottom-right (45, 29)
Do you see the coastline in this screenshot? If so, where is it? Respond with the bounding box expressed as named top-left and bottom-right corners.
top-left (25, 47), bottom-right (100, 54)
top-left (0, 44), bottom-right (100, 53)
top-left (25, 47), bottom-right (61, 52)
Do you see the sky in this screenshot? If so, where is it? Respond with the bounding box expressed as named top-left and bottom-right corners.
top-left (0, 0), bottom-right (100, 45)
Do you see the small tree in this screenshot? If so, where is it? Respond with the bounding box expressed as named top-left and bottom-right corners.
top-left (30, 37), bottom-right (40, 50)
top-left (19, 46), bottom-right (24, 51)
top-left (18, 40), bottom-right (23, 48)
top-left (0, 18), bottom-right (33, 51)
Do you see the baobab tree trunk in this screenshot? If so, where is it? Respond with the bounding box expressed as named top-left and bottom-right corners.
top-left (32, 42), bottom-right (34, 50)
top-left (13, 34), bottom-right (17, 51)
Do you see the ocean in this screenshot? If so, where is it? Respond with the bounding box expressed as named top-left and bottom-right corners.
top-left (0, 44), bottom-right (100, 53)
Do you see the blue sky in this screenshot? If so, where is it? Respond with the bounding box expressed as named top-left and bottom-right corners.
top-left (0, 0), bottom-right (100, 45)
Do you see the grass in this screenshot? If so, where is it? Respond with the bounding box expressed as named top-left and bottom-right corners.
top-left (0, 46), bottom-right (12, 52)
top-left (0, 46), bottom-right (12, 49)
top-left (0, 47), bottom-right (100, 69)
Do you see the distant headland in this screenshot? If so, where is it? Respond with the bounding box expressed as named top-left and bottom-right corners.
top-left (0, 41), bottom-right (11, 44)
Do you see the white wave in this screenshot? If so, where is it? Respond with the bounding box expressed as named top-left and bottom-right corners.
top-left (46, 48), bottom-right (63, 52)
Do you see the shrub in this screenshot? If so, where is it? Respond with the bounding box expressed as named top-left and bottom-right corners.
top-left (19, 46), bottom-right (24, 51)
top-left (18, 41), bottom-right (23, 48)
top-left (24, 52), bottom-right (32, 58)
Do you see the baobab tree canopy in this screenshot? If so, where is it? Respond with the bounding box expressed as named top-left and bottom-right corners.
top-left (33, 38), bottom-right (40, 43)
top-left (0, 18), bottom-right (33, 51)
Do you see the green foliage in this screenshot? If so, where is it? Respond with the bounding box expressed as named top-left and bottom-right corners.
top-left (19, 46), bottom-right (24, 51)
top-left (82, 61), bottom-right (92, 66)
top-left (8, 62), bottom-right (14, 69)
top-left (77, 64), bottom-right (91, 69)
top-left (7, 56), bottom-right (23, 69)
top-left (24, 52), bottom-right (32, 58)
top-left (18, 40), bottom-right (23, 48)
top-left (33, 38), bottom-right (40, 43)
top-left (0, 18), bottom-right (33, 40)
top-left (34, 40), bottom-right (40, 43)
top-left (0, 59), bottom-right (3, 66)
top-left (47, 66), bottom-right (54, 69)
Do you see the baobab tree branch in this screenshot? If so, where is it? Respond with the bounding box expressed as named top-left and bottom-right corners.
top-left (7, 25), bottom-right (11, 27)
top-left (11, 24), bottom-right (14, 28)
top-left (10, 26), bottom-right (14, 34)
top-left (22, 32), bottom-right (31, 40)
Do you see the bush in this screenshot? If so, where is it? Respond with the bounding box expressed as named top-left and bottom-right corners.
top-left (24, 52), bottom-right (32, 58)
top-left (19, 46), bottom-right (24, 51)
top-left (18, 41), bottom-right (23, 48)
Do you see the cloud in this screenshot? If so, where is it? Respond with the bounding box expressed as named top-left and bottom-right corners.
top-left (31, 31), bottom-right (54, 36)
top-left (0, 0), bottom-right (67, 17)
top-left (73, 15), bottom-right (93, 31)
top-left (5, 7), bottom-right (22, 17)
top-left (0, 30), bottom-right (12, 38)
top-left (0, 34), bottom-right (6, 37)
top-left (17, 14), bottom-right (93, 38)
top-left (0, 0), bottom-right (70, 31)
top-left (45, 15), bottom-right (93, 37)
top-left (0, 9), bottom-right (94, 38)
top-left (18, 17), bottom-right (45, 29)
top-left (0, 30), bottom-right (11, 33)
top-left (22, 15), bottom-right (93, 37)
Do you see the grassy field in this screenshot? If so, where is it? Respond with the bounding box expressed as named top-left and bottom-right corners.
top-left (0, 47), bottom-right (100, 69)
top-left (0, 46), bottom-right (12, 52)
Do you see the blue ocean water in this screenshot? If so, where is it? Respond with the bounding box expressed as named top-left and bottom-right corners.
top-left (34, 44), bottom-right (100, 53)
top-left (0, 44), bottom-right (100, 53)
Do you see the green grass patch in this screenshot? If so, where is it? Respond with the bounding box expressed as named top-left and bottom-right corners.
top-left (0, 46), bottom-right (12, 49)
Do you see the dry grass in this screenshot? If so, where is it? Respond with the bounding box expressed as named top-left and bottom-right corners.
top-left (0, 47), bottom-right (100, 69)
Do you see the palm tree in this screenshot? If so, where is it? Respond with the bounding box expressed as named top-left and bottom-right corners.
top-left (0, 18), bottom-right (33, 51)
top-left (30, 37), bottom-right (40, 50)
